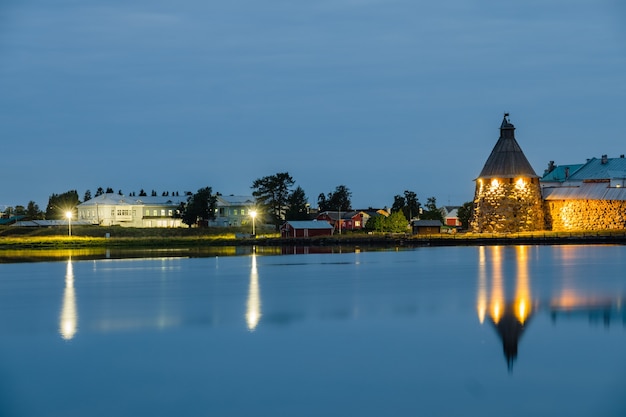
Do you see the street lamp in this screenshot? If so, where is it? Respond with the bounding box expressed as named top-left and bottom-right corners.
top-left (250, 210), bottom-right (257, 236)
top-left (66, 211), bottom-right (72, 236)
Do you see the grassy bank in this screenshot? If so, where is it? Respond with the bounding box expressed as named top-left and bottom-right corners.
top-left (2, 225), bottom-right (626, 250)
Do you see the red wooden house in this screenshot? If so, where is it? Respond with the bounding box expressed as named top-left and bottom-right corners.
top-left (316, 211), bottom-right (366, 232)
top-left (280, 220), bottom-right (334, 238)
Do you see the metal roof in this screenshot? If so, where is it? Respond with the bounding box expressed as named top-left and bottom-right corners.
top-left (542, 183), bottom-right (626, 201)
top-left (216, 195), bottom-right (256, 206)
top-left (412, 220), bottom-right (443, 227)
top-left (11, 220), bottom-right (93, 227)
top-left (283, 220), bottom-right (333, 229)
top-left (477, 115), bottom-right (539, 179)
top-left (318, 211), bottom-right (362, 220)
top-left (541, 164), bottom-right (584, 182)
top-left (79, 193), bottom-right (186, 207)
top-left (567, 157), bottom-right (626, 181)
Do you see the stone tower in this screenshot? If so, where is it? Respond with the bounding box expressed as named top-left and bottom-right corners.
top-left (471, 114), bottom-right (545, 233)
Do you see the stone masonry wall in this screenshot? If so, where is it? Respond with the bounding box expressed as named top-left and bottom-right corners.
top-left (545, 200), bottom-right (626, 231)
top-left (471, 177), bottom-right (545, 233)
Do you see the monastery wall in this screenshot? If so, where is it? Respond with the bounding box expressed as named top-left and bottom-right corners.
top-left (545, 200), bottom-right (626, 231)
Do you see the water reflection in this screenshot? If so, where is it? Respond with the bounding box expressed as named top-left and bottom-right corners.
top-left (246, 252), bottom-right (262, 331)
top-left (478, 245), bottom-right (626, 371)
top-left (59, 258), bottom-right (78, 340)
top-left (477, 246), bottom-right (534, 371)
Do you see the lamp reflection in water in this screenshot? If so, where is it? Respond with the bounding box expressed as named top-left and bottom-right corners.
top-left (246, 251), bottom-right (262, 331)
top-left (477, 246), bottom-right (533, 371)
top-left (59, 258), bottom-right (78, 340)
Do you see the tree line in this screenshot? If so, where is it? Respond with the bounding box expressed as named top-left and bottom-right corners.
top-left (2, 174), bottom-right (473, 230)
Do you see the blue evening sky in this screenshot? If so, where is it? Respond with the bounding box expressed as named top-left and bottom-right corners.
top-left (1, 0), bottom-right (624, 210)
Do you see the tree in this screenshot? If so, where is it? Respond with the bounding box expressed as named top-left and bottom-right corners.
top-left (318, 185), bottom-right (352, 212)
top-left (403, 190), bottom-right (421, 221)
top-left (392, 190), bottom-right (421, 221)
top-left (391, 195), bottom-right (405, 214)
top-left (45, 190), bottom-right (80, 220)
top-left (26, 201), bottom-right (44, 220)
top-left (95, 187), bottom-right (104, 197)
top-left (182, 187), bottom-right (217, 227)
top-left (139, 189), bottom-right (147, 197)
top-left (421, 196), bottom-right (444, 222)
top-left (364, 214), bottom-right (386, 233)
top-left (387, 211), bottom-right (409, 233)
top-left (251, 172), bottom-right (295, 230)
top-left (457, 201), bottom-right (474, 230)
top-left (83, 190), bottom-right (92, 202)
top-left (105, 187), bottom-right (114, 194)
top-left (285, 186), bottom-right (310, 220)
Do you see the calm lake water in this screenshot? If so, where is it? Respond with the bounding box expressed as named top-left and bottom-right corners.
top-left (0, 245), bottom-right (625, 417)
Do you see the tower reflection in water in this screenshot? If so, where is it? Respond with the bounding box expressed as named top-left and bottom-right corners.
top-left (246, 251), bottom-right (262, 331)
top-left (59, 258), bottom-right (78, 340)
top-left (477, 246), bottom-right (533, 371)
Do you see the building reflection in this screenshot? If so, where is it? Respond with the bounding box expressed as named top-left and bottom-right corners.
top-left (59, 258), bottom-right (78, 340)
top-left (246, 252), bottom-right (262, 331)
top-left (477, 246), bottom-right (534, 371)
top-left (477, 246), bottom-right (626, 371)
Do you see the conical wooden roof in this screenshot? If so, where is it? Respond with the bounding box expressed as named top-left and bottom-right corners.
top-left (477, 115), bottom-right (538, 179)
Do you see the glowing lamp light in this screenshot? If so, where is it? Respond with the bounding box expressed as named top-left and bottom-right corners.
top-left (65, 211), bottom-right (73, 236)
top-left (250, 210), bottom-right (257, 236)
top-left (516, 178), bottom-right (526, 189)
top-left (491, 179), bottom-right (500, 188)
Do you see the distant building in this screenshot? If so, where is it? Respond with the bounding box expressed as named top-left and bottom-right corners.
top-left (77, 193), bottom-right (186, 227)
top-left (316, 211), bottom-right (368, 232)
top-left (211, 195), bottom-right (256, 227)
top-left (280, 220), bottom-right (334, 238)
top-left (441, 206), bottom-right (461, 228)
top-left (411, 219), bottom-right (443, 235)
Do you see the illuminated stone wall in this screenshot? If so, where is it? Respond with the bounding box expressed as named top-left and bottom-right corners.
top-left (471, 177), bottom-right (545, 233)
top-left (545, 200), bottom-right (626, 231)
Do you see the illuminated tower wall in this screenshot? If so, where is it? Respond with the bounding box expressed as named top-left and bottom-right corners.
top-left (471, 115), bottom-right (545, 233)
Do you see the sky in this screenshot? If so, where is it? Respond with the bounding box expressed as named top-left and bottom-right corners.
top-left (1, 0), bottom-right (625, 210)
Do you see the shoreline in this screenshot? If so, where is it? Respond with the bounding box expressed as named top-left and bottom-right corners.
top-left (1, 231), bottom-right (626, 250)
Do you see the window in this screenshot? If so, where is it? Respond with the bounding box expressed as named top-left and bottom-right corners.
top-left (168, 210), bottom-right (173, 216)
top-left (161, 209), bottom-right (165, 216)
top-left (146, 210), bottom-right (150, 216)
top-left (153, 210), bottom-right (157, 216)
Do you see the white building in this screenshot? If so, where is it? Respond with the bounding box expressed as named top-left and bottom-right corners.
top-left (211, 195), bottom-right (257, 227)
top-left (77, 193), bottom-right (186, 227)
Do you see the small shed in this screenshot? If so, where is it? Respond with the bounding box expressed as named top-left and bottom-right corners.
top-left (280, 220), bottom-right (334, 238)
top-left (412, 219), bottom-right (443, 235)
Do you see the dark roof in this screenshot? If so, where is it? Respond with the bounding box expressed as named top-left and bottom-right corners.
top-left (282, 220), bottom-right (333, 230)
top-left (318, 211), bottom-right (361, 220)
top-left (412, 220), bottom-right (443, 227)
top-left (477, 115), bottom-right (539, 179)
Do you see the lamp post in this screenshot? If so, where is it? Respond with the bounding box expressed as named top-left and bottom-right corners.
top-left (66, 211), bottom-right (72, 237)
top-left (250, 210), bottom-right (257, 236)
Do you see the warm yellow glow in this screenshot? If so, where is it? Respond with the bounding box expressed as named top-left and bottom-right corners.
top-left (491, 179), bottom-right (500, 188)
top-left (559, 203), bottom-right (574, 230)
top-left (65, 211), bottom-right (72, 219)
top-left (513, 246), bottom-right (531, 324)
top-left (488, 246), bottom-right (505, 324)
top-left (479, 246), bottom-right (533, 326)
top-left (477, 246), bottom-right (487, 324)
top-left (59, 259), bottom-right (78, 340)
top-left (250, 210), bottom-right (257, 219)
top-left (246, 254), bottom-right (262, 331)
top-left (491, 302), bottom-right (502, 324)
top-left (515, 178), bottom-right (526, 189)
